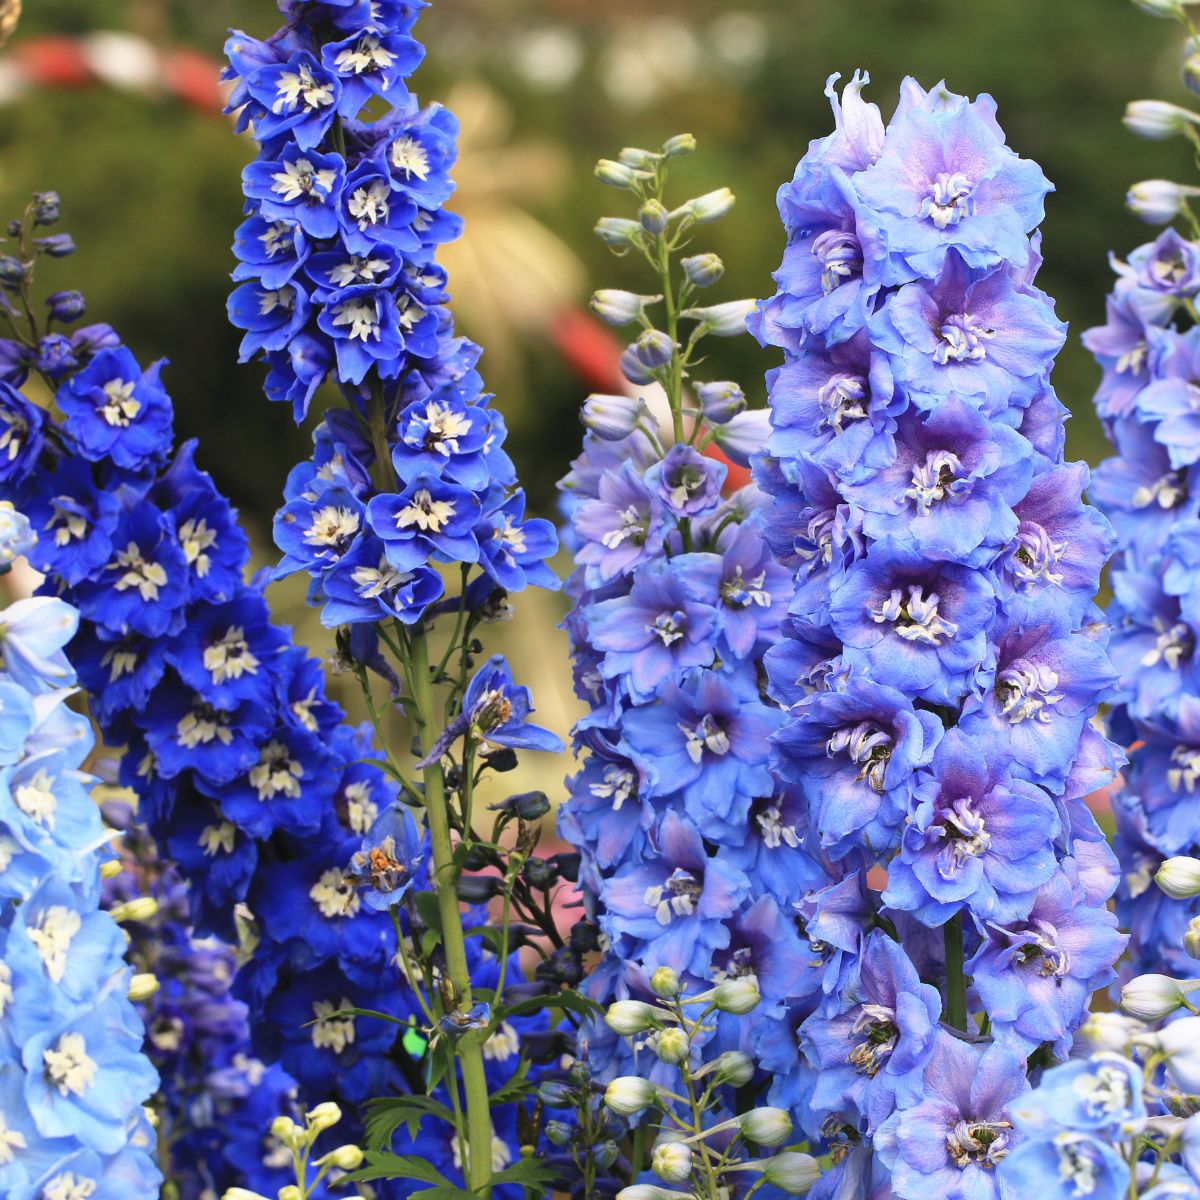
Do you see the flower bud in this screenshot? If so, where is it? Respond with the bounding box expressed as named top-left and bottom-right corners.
top-left (306, 1101), bottom-right (343, 1132)
top-left (221, 1190), bottom-right (271, 1200)
top-left (538, 1080), bottom-right (575, 1107)
top-left (604, 1076), bottom-right (659, 1116)
top-left (686, 188), bottom-right (735, 222)
top-left (696, 380), bottom-right (747, 424)
top-left (319, 1144), bottom-right (364, 1169)
top-left (738, 1107), bottom-right (793, 1147)
top-left (1124, 100), bottom-right (1200, 139)
top-left (663, 133), bottom-right (697, 157)
top-left (652, 1142), bottom-right (693, 1183)
top-left (596, 159), bottom-right (641, 189)
top-left (1127, 180), bottom-right (1200, 224)
top-left (128, 973), bottom-right (160, 1002)
top-left (681, 253), bottom-right (725, 288)
top-left (640, 200), bottom-right (670, 235)
top-left (99, 859), bottom-right (123, 879)
top-left (1158, 857), bottom-right (1200, 899)
top-left (762, 1152), bottom-right (821, 1195)
top-left (619, 146), bottom-right (661, 169)
top-left (108, 898), bottom-right (158, 923)
top-left (1186, 918), bottom-right (1200, 962)
top-left (605, 999), bottom-right (661, 1035)
top-left (616, 1188), bottom-right (690, 1200)
top-left (1121, 974), bottom-right (1200, 1021)
top-left (270, 1116), bottom-right (306, 1150)
top-left (591, 289), bottom-right (653, 326)
top-left (34, 234), bottom-right (75, 258)
top-left (1133, 0), bottom-right (1190, 14)
top-left (713, 409), bottom-right (770, 467)
top-left (593, 1139), bottom-right (621, 1169)
top-left (707, 1050), bottom-right (756, 1087)
top-left (683, 299), bottom-right (756, 337)
top-left (1185, 40), bottom-right (1200, 93)
top-left (654, 1027), bottom-right (690, 1064)
top-left (582, 393), bottom-right (648, 441)
top-left (32, 191), bottom-right (61, 225)
top-left (0, 256), bottom-right (24, 285)
top-left (545, 1119), bottom-right (572, 1146)
top-left (594, 217), bottom-right (643, 248)
top-left (650, 966), bottom-right (681, 998)
top-left (634, 329), bottom-right (676, 369)
top-left (1080, 1010), bottom-right (1139, 1052)
top-left (620, 344), bottom-right (657, 386)
top-left (712, 976), bottom-right (761, 1014)
top-left (278, 1188), bottom-right (303, 1200)
top-left (45, 290), bottom-right (85, 323)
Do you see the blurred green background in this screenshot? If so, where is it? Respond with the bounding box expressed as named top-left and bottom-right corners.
top-left (1, 0), bottom-right (1192, 523)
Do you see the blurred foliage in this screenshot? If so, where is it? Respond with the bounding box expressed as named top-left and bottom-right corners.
top-left (2, 0), bottom-right (1193, 527)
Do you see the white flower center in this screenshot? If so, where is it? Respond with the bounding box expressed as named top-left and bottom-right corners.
top-left (15, 768), bottom-right (57, 828)
top-left (331, 297), bottom-right (382, 342)
top-left (199, 821), bottom-right (237, 856)
top-left (30, 904), bottom-right (81, 983)
top-left (203, 625), bottom-right (260, 685)
top-left (305, 504), bottom-right (360, 550)
top-left (390, 135), bottom-right (431, 180)
top-left (348, 180), bottom-right (392, 231)
top-left (680, 713), bottom-right (730, 764)
top-left (870, 584), bottom-right (958, 645)
top-left (99, 378), bottom-right (141, 428)
top-left (643, 868), bottom-right (702, 925)
top-left (352, 556), bottom-right (413, 599)
top-left (335, 32), bottom-right (397, 75)
top-left (271, 158), bottom-right (338, 203)
top-left (43, 1032), bottom-right (97, 1097)
top-left (0, 1112), bottom-right (27, 1165)
top-left (109, 541), bottom-right (168, 602)
top-left (273, 62), bottom-right (335, 114)
top-left (311, 998), bottom-right (356, 1052)
top-left (177, 516), bottom-right (217, 577)
top-left (345, 781), bottom-right (378, 833)
top-left (310, 867), bottom-right (360, 919)
top-left (590, 766), bottom-right (636, 812)
top-left (248, 740), bottom-right (303, 802)
top-left (482, 1021), bottom-right (520, 1063)
top-left (176, 704), bottom-right (234, 749)
top-left (43, 1173), bottom-right (96, 1200)
top-left (921, 171), bottom-right (975, 229)
top-left (396, 488), bottom-right (455, 533)
top-left (996, 663), bottom-right (1062, 724)
top-left (756, 804), bottom-right (800, 850)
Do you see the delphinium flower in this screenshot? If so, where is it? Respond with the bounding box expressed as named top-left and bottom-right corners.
top-left (1084, 0), bottom-right (1200, 996)
top-left (223, 3), bottom-right (577, 1194)
top-left (100, 801), bottom-right (312, 1200)
top-left (0, 196), bottom-right (440, 1181)
top-left (753, 74), bottom-right (1125, 1198)
top-left (556, 136), bottom-right (826, 1181)
top-left (0, 534), bottom-right (161, 1196)
top-left (997, 863), bottom-right (1200, 1199)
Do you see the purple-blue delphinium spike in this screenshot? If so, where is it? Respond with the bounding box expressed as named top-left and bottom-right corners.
top-left (754, 73), bottom-right (1125, 1198)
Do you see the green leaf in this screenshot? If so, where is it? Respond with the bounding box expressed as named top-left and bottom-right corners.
top-left (342, 1152), bottom-right (454, 1186)
top-left (491, 1158), bottom-right (565, 1189)
top-left (489, 1061), bottom-right (533, 1106)
top-left (498, 989), bottom-right (600, 1022)
top-left (465, 925), bottom-right (507, 957)
top-left (362, 1095), bottom-right (455, 1149)
top-left (414, 890), bottom-right (443, 933)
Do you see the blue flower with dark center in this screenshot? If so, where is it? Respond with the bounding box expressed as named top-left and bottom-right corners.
top-left (243, 143), bottom-right (346, 239)
top-left (246, 51), bottom-right (342, 149)
top-left (366, 474), bottom-right (481, 567)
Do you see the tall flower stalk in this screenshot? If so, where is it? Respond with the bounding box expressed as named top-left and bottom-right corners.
top-left (753, 74), bottom-right (1125, 1198)
top-left (223, 2), bottom-right (573, 1194)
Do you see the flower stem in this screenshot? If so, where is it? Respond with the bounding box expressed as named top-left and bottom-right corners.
top-left (410, 625), bottom-right (493, 1197)
top-left (943, 911), bottom-right (968, 1031)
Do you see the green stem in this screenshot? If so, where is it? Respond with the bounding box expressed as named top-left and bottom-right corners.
top-left (943, 911), bottom-right (968, 1031)
top-left (410, 626), bottom-right (494, 1198)
top-left (681, 1062), bottom-right (724, 1200)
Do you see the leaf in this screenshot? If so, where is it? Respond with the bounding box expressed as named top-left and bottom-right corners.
top-left (491, 1158), bottom-right (566, 1189)
top-left (489, 1061), bottom-right (533, 1106)
top-left (343, 1152), bottom-right (454, 1186)
top-left (465, 925), bottom-right (507, 957)
top-left (414, 890), bottom-right (443, 933)
top-left (363, 1094), bottom-right (455, 1149)
top-left (498, 989), bottom-right (600, 1022)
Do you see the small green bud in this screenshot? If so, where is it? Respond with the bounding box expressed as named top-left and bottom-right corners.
top-left (654, 1027), bottom-right (690, 1064)
top-left (682, 253), bottom-right (724, 287)
top-left (128, 973), bottom-right (160, 1002)
top-left (686, 188), bottom-right (735, 223)
top-left (590, 289), bottom-right (654, 327)
top-left (707, 1050), bottom-right (755, 1087)
top-left (108, 897), bottom-right (158, 923)
top-left (306, 1101), bottom-right (343, 1132)
top-left (596, 159), bottom-right (641, 189)
top-left (738, 1107), bottom-right (793, 1147)
top-left (682, 299), bottom-right (757, 338)
top-left (762, 1151), bottom-right (821, 1195)
top-left (318, 1144), bottom-right (364, 1170)
top-left (712, 975), bottom-right (761, 1014)
top-left (604, 1076), bottom-right (659, 1116)
top-left (270, 1116), bottom-right (305, 1150)
top-left (1124, 100), bottom-right (1200, 139)
top-left (1186, 916), bottom-right (1200, 960)
top-left (595, 217), bottom-right (644, 248)
top-left (1120, 973), bottom-right (1200, 1021)
top-left (651, 1142), bottom-right (692, 1184)
top-left (605, 999), bottom-right (661, 1035)
top-left (650, 966), bottom-right (681, 998)
top-left (1157, 856), bottom-right (1200, 898)
top-left (619, 146), bottom-right (662, 169)
top-left (545, 1120), bottom-right (572, 1146)
top-left (663, 133), bottom-right (697, 157)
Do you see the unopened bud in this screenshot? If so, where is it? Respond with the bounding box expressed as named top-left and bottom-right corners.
top-left (616, 1188), bottom-right (690, 1200)
top-left (1158, 857), bottom-right (1200, 898)
top-left (108, 898), bottom-right (158, 923)
top-left (686, 188), bottom-right (735, 223)
top-left (707, 1050), bottom-right (756, 1088)
top-left (1186, 917), bottom-right (1200, 960)
top-left (545, 1119), bottom-right (572, 1146)
top-left (128, 974), bottom-right (160, 1002)
top-left (663, 133), bottom-right (697, 157)
top-left (650, 966), bottom-right (681, 998)
top-left (1080, 1010), bottom-right (1139, 1052)
top-left (594, 217), bottom-right (643, 249)
top-left (762, 1152), bottom-right (821, 1195)
top-left (634, 329), bottom-right (676, 369)
top-left (1185, 40), bottom-right (1200, 93)
top-left (713, 409), bottom-right (770, 467)
top-left (1133, 0), bottom-right (1190, 15)
top-left (1127, 180), bottom-right (1200, 224)
top-left (713, 976), bottom-right (761, 1014)
top-left (738, 1107), bottom-right (793, 1147)
top-left (318, 1144), bottom-right (364, 1170)
top-left (221, 1190), bottom-right (271, 1200)
top-left (682, 253), bottom-right (725, 288)
top-left (640, 200), bottom-right (670, 235)
top-left (652, 1142), bottom-right (692, 1184)
top-left (590, 289), bottom-right (654, 327)
top-left (604, 1076), bottom-right (659, 1116)
top-left (1125, 100), bottom-right (1200, 139)
top-left (278, 1188), bottom-right (303, 1200)
top-left (654, 1027), bottom-right (690, 1064)
top-left (696, 380), bottom-right (747, 424)
top-left (621, 344), bottom-right (657, 385)
top-left (99, 860), bottom-right (123, 879)
top-left (619, 146), bottom-right (661, 169)
top-left (270, 1116), bottom-right (305, 1150)
top-left (306, 1101), bottom-right (343, 1132)
top-left (1121, 973), bottom-right (1200, 1021)
top-left (593, 1139), bottom-right (620, 1169)
top-left (682, 299), bottom-right (756, 337)
top-left (582, 393), bottom-right (647, 441)
top-left (596, 159), bottom-right (641, 189)
top-left (605, 999), bottom-right (661, 1035)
